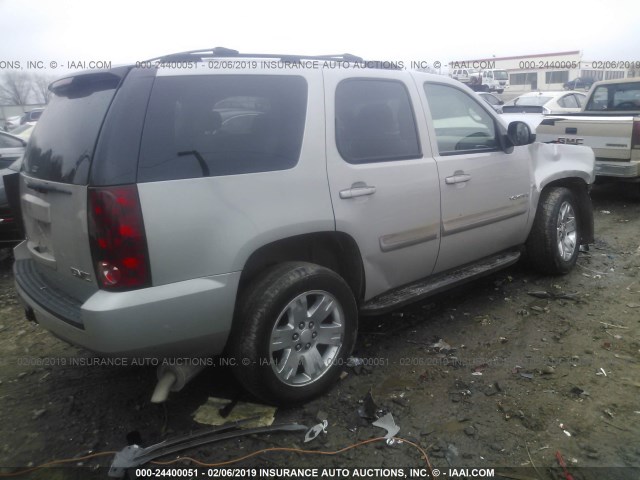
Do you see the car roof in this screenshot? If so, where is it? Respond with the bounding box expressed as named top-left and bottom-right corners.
top-left (591, 77), bottom-right (640, 87)
top-left (515, 91), bottom-right (582, 99)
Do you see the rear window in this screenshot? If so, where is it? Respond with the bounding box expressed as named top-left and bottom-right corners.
top-left (586, 81), bottom-right (640, 111)
top-left (22, 73), bottom-right (121, 184)
top-left (514, 96), bottom-right (551, 107)
top-left (137, 75), bottom-right (307, 182)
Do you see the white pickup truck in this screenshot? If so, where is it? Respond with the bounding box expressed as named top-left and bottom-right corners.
top-left (536, 77), bottom-right (640, 183)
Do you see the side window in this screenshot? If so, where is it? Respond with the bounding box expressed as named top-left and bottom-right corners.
top-left (558, 94), bottom-right (578, 109)
top-left (138, 75), bottom-right (308, 182)
top-left (587, 87), bottom-right (608, 110)
top-left (423, 83), bottom-right (499, 155)
top-left (335, 79), bottom-right (421, 164)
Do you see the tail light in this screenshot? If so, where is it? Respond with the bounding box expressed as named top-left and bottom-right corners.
top-left (88, 185), bottom-right (151, 290)
top-left (632, 120), bottom-right (640, 149)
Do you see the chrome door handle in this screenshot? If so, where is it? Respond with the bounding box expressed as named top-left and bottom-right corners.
top-left (339, 183), bottom-right (377, 199)
top-left (445, 173), bottom-right (472, 185)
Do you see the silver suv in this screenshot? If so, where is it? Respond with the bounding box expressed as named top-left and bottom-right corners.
top-left (13, 48), bottom-right (595, 405)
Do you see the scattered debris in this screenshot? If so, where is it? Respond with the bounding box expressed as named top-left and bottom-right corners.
top-left (597, 368), bottom-right (608, 377)
top-left (193, 397), bottom-right (276, 428)
top-left (559, 423), bottom-right (572, 437)
top-left (599, 322), bottom-right (629, 329)
top-left (372, 412), bottom-right (400, 443)
top-left (626, 303), bottom-right (640, 309)
top-left (520, 373), bottom-right (534, 380)
top-left (357, 390), bottom-right (379, 420)
top-left (556, 450), bottom-right (577, 480)
top-left (108, 420), bottom-right (307, 478)
top-left (600, 210), bottom-right (611, 214)
top-left (431, 339), bottom-right (454, 353)
top-left (527, 291), bottom-right (580, 301)
top-left (304, 420), bottom-right (328, 443)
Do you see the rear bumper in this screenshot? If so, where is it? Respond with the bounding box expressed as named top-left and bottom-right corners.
top-left (595, 159), bottom-right (640, 179)
top-left (13, 244), bottom-right (240, 357)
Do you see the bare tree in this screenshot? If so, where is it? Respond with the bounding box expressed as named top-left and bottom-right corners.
top-left (0, 71), bottom-right (34, 105)
top-left (32, 73), bottom-right (55, 104)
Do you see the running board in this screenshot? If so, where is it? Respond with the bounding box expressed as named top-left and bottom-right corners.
top-left (360, 250), bottom-right (521, 315)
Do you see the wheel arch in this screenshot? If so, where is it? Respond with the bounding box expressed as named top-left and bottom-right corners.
top-left (237, 232), bottom-right (366, 304)
top-left (536, 178), bottom-right (594, 245)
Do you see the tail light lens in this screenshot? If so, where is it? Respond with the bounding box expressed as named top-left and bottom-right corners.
top-left (632, 120), bottom-right (640, 149)
top-left (88, 185), bottom-right (151, 290)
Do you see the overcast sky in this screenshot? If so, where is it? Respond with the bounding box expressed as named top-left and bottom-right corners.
top-left (1, 0), bottom-right (639, 72)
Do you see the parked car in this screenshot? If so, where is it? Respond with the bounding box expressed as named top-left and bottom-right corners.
top-left (0, 132), bottom-right (26, 245)
top-left (564, 77), bottom-right (596, 91)
top-left (3, 115), bottom-right (22, 132)
top-left (477, 92), bottom-right (504, 113)
top-left (503, 91), bottom-right (586, 114)
top-left (537, 77), bottom-right (640, 184)
top-left (20, 108), bottom-right (44, 125)
top-left (12, 48), bottom-right (595, 405)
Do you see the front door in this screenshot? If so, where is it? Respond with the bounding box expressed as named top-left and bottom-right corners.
top-left (420, 81), bottom-right (531, 273)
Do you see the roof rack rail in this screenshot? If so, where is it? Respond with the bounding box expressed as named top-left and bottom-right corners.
top-left (143, 48), bottom-right (400, 70)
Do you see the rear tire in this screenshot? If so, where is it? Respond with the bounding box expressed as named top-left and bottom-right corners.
top-left (526, 188), bottom-right (581, 274)
top-left (229, 262), bottom-right (357, 405)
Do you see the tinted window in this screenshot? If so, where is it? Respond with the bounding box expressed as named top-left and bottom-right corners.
top-left (137, 75), bottom-right (307, 182)
top-left (22, 73), bottom-right (120, 184)
top-left (423, 83), bottom-right (498, 155)
top-left (586, 82), bottom-right (640, 111)
top-left (514, 95), bottom-right (551, 106)
top-left (335, 79), bottom-right (421, 164)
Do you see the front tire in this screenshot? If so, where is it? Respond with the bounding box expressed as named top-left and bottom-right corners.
top-left (526, 187), bottom-right (581, 274)
top-left (229, 262), bottom-right (357, 405)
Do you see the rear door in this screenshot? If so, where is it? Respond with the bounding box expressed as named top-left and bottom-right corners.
top-left (324, 69), bottom-right (441, 300)
top-left (19, 71), bottom-right (125, 302)
top-left (419, 81), bottom-right (531, 273)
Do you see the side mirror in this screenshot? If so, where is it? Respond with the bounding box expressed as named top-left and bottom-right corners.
top-left (498, 99), bottom-right (504, 105)
top-left (507, 121), bottom-right (535, 146)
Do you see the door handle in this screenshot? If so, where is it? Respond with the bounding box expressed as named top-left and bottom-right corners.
top-left (339, 183), bottom-right (377, 199)
top-left (445, 173), bottom-right (472, 185)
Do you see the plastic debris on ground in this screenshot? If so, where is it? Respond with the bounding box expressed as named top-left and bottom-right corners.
top-left (372, 412), bottom-right (400, 444)
top-left (193, 397), bottom-right (277, 428)
top-left (304, 420), bottom-right (328, 443)
top-left (357, 390), bottom-right (380, 420)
